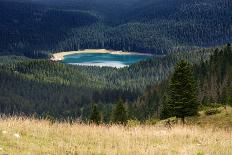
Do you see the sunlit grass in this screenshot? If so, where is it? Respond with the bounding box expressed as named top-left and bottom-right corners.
top-left (0, 116), bottom-right (231, 155)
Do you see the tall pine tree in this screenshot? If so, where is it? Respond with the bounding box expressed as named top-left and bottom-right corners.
top-left (160, 95), bottom-right (173, 119)
top-left (112, 99), bottom-right (128, 124)
top-left (163, 60), bottom-right (198, 123)
top-left (90, 104), bottom-right (101, 125)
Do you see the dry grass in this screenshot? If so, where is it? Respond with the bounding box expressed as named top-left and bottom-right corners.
top-left (187, 106), bottom-right (232, 129)
top-left (0, 117), bottom-right (231, 155)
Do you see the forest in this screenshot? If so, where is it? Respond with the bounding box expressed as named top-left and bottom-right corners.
top-left (0, 0), bottom-right (231, 56)
top-left (0, 44), bottom-right (231, 122)
top-left (134, 44), bottom-right (232, 121)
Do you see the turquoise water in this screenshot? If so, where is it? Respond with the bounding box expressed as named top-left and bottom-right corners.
top-left (62, 53), bottom-right (152, 68)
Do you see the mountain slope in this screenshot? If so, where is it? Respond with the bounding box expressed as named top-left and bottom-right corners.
top-left (0, 0), bottom-right (231, 55)
top-left (196, 44), bottom-right (232, 104)
top-left (0, 48), bottom-right (210, 120)
top-left (132, 44), bottom-right (232, 120)
top-left (0, 115), bottom-right (232, 154)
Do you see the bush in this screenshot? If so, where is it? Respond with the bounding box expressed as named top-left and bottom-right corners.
top-left (200, 103), bottom-right (223, 111)
top-left (144, 119), bottom-right (159, 126)
top-left (112, 99), bottom-right (128, 124)
top-left (127, 119), bottom-right (140, 127)
top-left (205, 108), bottom-right (221, 115)
top-left (158, 117), bottom-right (178, 126)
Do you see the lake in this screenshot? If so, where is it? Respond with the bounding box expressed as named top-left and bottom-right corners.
top-left (62, 53), bottom-right (152, 68)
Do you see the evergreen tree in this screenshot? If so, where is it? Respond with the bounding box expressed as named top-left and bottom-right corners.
top-left (168, 60), bottom-right (198, 123)
top-left (160, 95), bottom-right (173, 119)
top-left (112, 99), bottom-right (128, 124)
top-left (90, 104), bottom-right (101, 125)
top-left (227, 87), bottom-right (232, 106)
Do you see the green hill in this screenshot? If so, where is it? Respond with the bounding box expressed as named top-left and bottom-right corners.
top-left (0, 47), bottom-right (210, 121)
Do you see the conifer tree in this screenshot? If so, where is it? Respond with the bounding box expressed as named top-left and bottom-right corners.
top-left (160, 95), bottom-right (173, 119)
top-left (166, 60), bottom-right (198, 123)
top-left (90, 104), bottom-right (101, 125)
top-left (112, 99), bottom-right (128, 124)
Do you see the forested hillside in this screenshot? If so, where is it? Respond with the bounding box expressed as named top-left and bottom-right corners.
top-left (196, 44), bottom-right (232, 105)
top-left (0, 0), bottom-right (231, 55)
top-left (0, 48), bottom-right (210, 121)
top-left (0, 44), bottom-right (231, 121)
top-left (134, 44), bottom-right (232, 120)
top-left (0, 42), bottom-right (231, 122)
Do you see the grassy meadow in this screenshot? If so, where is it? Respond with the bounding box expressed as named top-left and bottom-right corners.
top-left (0, 107), bottom-right (232, 155)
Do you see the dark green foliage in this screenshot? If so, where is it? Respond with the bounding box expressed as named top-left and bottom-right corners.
top-left (0, 0), bottom-right (231, 55)
top-left (112, 99), bottom-right (128, 124)
top-left (164, 60), bottom-right (199, 122)
top-left (0, 60), bottom-right (137, 121)
top-left (131, 85), bottom-right (166, 121)
top-left (113, 44), bottom-right (232, 121)
top-left (196, 44), bottom-right (232, 104)
top-left (227, 87), bottom-right (232, 106)
top-left (201, 96), bottom-right (210, 105)
top-left (90, 104), bottom-right (101, 125)
top-left (160, 95), bottom-right (173, 120)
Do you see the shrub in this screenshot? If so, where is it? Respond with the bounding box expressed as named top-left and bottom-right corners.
top-left (205, 108), bottom-right (221, 115)
top-left (112, 99), bottom-right (128, 124)
top-left (144, 119), bottom-right (159, 126)
top-left (90, 104), bottom-right (101, 125)
top-left (127, 119), bottom-right (140, 127)
top-left (204, 103), bottom-right (222, 109)
top-left (158, 117), bottom-right (178, 126)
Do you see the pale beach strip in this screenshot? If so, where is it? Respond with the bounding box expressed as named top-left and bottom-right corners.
top-left (51, 49), bottom-right (153, 61)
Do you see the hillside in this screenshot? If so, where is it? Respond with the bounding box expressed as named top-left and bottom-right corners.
top-left (0, 44), bottom-right (231, 122)
top-left (131, 44), bottom-right (232, 120)
top-left (187, 106), bottom-right (232, 128)
top-left (0, 0), bottom-right (231, 55)
top-left (0, 48), bottom-right (210, 121)
top-left (196, 44), bottom-right (232, 104)
top-left (0, 107), bottom-right (232, 155)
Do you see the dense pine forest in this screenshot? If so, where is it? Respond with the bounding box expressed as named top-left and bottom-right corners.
top-left (0, 0), bottom-right (231, 56)
top-left (0, 44), bottom-right (231, 122)
top-left (134, 44), bottom-right (232, 121)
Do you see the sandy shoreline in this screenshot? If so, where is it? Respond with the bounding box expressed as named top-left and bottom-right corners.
top-left (51, 49), bottom-right (152, 61)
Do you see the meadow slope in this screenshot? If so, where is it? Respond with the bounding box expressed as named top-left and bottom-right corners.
top-left (0, 112), bottom-right (232, 155)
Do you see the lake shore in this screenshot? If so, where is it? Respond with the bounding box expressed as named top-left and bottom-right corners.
top-left (51, 49), bottom-right (152, 61)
